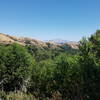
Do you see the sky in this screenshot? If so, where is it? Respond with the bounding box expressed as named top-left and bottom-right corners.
top-left (0, 0), bottom-right (100, 41)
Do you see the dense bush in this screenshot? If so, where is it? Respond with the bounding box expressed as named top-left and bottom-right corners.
top-left (0, 43), bottom-right (35, 91)
top-left (53, 54), bottom-right (82, 100)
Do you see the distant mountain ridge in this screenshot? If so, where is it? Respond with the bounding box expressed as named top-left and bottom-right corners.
top-left (45, 39), bottom-right (69, 44)
top-left (0, 33), bottom-right (78, 49)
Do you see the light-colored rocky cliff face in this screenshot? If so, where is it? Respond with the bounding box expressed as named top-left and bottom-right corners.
top-left (0, 33), bottom-right (78, 49)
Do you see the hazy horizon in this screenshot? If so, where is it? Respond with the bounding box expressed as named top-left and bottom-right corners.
top-left (0, 0), bottom-right (100, 41)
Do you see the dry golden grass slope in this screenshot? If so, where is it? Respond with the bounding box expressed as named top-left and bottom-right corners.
top-left (0, 33), bottom-right (78, 49)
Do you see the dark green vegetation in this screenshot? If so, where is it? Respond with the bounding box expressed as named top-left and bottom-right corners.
top-left (0, 30), bottom-right (100, 100)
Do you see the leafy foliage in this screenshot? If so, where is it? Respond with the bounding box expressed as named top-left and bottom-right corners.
top-left (0, 43), bottom-right (35, 91)
top-left (79, 30), bottom-right (100, 100)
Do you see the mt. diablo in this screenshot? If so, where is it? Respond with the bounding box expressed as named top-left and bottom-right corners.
top-left (0, 33), bottom-right (78, 49)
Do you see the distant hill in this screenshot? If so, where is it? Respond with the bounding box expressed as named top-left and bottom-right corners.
top-left (45, 39), bottom-right (69, 44)
top-left (0, 33), bottom-right (78, 49)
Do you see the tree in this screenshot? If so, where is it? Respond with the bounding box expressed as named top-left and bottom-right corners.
top-left (29, 59), bottom-right (55, 98)
top-left (0, 43), bottom-right (35, 91)
top-left (79, 30), bottom-right (100, 100)
top-left (53, 54), bottom-right (82, 100)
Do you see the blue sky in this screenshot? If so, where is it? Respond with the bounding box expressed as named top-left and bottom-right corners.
top-left (0, 0), bottom-right (100, 41)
